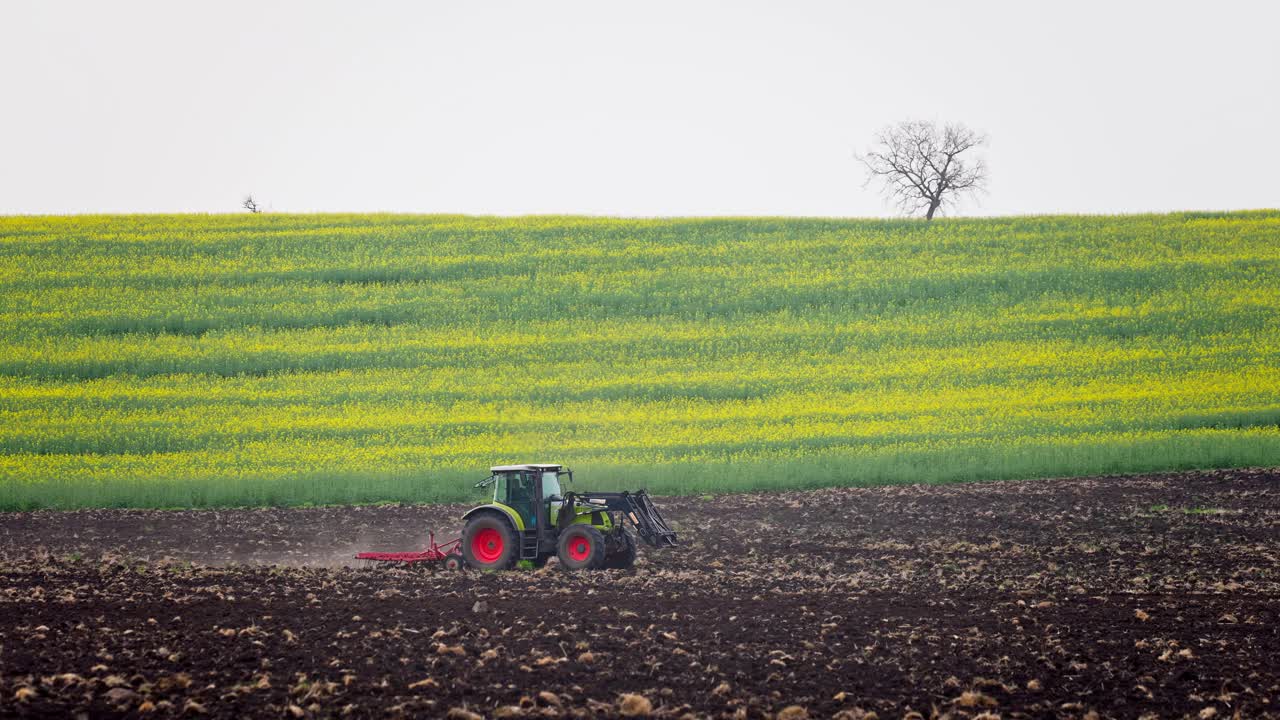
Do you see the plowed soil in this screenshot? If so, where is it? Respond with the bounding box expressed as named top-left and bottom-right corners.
top-left (2, 468), bottom-right (1278, 719)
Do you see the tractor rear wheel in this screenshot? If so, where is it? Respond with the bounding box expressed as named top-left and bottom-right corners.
top-left (602, 528), bottom-right (637, 569)
top-left (462, 514), bottom-right (518, 571)
top-left (557, 525), bottom-right (606, 571)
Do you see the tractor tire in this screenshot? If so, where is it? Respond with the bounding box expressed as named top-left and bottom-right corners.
top-left (443, 555), bottom-right (463, 572)
top-left (462, 514), bottom-right (518, 571)
top-left (602, 528), bottom-right (638, 570)
top-left (557, 525), bottom-right (606, 571)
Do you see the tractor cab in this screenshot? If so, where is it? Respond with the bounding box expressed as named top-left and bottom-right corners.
top-left (487, 463), bottom-right (570, 529)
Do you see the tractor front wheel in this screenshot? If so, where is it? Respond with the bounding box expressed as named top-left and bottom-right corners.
top-left (557, 525), bottom-right (606, 571)
top-left (462, 514), bottom-right (518, 571)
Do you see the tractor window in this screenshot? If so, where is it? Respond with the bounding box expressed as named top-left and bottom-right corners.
top-left (504, 473), bottom-right (538, 527)
top-left (541, 471), bottom-right (562, 499)
top-left (506, 474), bottom-right (535, 504)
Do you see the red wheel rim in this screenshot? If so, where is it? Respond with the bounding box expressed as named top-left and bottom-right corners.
top-left (567, 534), bottom-right (590, 562)
top-left (472, 528), bottom-right (504, 564)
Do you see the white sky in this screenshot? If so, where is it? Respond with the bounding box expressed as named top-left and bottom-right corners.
top-left (2, 0), bottom-right (1277, 217)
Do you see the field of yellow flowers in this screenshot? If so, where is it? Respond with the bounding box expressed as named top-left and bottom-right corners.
top-left (1, 212), bottom-right (1277, 509)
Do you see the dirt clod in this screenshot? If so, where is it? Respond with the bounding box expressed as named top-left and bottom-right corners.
top-left (619, 693), bottom-right (653, 717)
top-left (955, 691), bottom-right (998, 708)
top-left (104, 687), bottom-right (139, 704)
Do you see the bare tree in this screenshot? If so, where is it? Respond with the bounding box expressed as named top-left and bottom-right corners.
top-left (858, 120), bottom-right (987, 220)
top-left (242, 195), bottom-right (262, 214)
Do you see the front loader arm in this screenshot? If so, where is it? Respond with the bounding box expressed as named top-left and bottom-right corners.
top-left (563, 490), bottom-right (678, 548)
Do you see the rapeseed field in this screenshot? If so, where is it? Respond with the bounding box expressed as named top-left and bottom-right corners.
top-left (1, 212), bottom-right (1277, 508)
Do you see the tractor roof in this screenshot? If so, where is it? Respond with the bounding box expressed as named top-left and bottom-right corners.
top-left (490, 463), bottom-right (563, 472)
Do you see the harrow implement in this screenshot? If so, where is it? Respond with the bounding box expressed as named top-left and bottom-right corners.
top-left (355, 532), bottom-right (464, 570)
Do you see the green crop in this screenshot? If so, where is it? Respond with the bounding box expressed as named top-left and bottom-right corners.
top-left (1, 211), bottom-right (1277, 509)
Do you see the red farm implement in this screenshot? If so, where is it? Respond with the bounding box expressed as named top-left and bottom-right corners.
top-left (354, 532), bottom-right (464, 570)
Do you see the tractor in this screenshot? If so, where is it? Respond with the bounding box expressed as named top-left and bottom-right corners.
top-left (460, 463), bottom-right (678, 571)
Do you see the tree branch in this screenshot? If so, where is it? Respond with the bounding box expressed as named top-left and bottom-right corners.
top-left (857, 120), bottom-right (988, 219)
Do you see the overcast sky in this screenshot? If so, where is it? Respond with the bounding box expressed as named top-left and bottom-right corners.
top-left (2, 1), bottom-right (1277, 217)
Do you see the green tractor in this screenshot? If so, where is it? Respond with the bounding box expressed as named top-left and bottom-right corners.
top-left (461, 464), bottom-right (678, 571)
